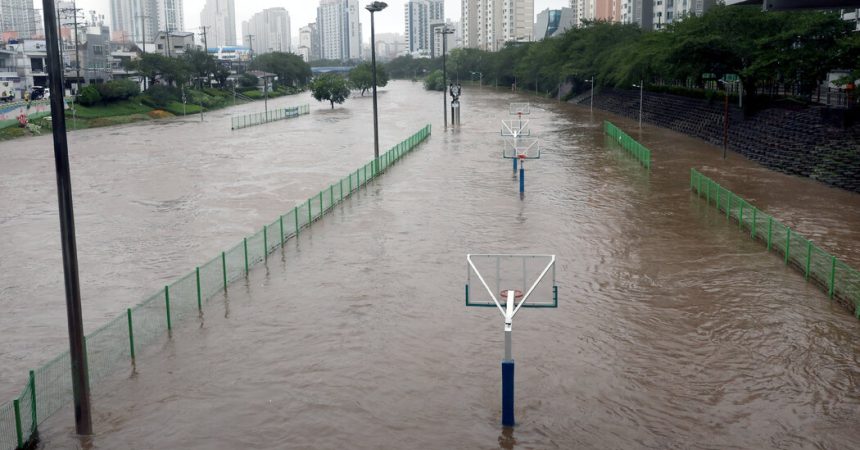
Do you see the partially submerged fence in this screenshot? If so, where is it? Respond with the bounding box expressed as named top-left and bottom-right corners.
top-left (603, 121), bottom-right (651, 169)
top-left (231, 104), bottom-right (310, 130)
top-left (690, 168), bottom-right (860, 318)
top-left (0, 125), bottom-right (432, 450)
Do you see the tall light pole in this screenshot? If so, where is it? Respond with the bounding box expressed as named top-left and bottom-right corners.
top-left (366, 1), bottom-right (387, 172)
top-left (632, 80), bottom-right (643, 127)
top-left (436, 26), bottom-right (454, 129)
top-left (41, 0), bottom-right (92, 435)
top-left (589, 76), bottom-right (595, 112)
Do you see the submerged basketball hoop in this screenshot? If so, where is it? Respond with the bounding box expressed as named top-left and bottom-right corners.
top-left (466, 254), bottom-right (558, 427)
top-left (502, 138), bottom-right (540, 193)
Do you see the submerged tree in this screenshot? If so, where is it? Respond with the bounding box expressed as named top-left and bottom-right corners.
top-left (348, 62), bottom-right (389, 96)
top-left (311, 74), bottom-right (351, 108)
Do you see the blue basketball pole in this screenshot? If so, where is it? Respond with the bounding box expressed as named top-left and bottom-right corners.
top-left (519, 167), bottom-right (525, 193)
top-left (501, 359), bottom-right (515, 426)
top-left (513, 157), bottom-right (517, 173)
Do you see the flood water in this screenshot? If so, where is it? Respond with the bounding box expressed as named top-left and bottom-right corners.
top-left (2, 81), bottom-right (860, 449)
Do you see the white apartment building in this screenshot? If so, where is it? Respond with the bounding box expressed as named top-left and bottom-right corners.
top-left (462, 0), bottom-right (533, 51)
top-left (298, 24), bottom-right (320, 62)
top-left (317, 0), bottom-right (361, 61)
top-left (200, 0), bottom-right (236, 47)
top-left (653, 0), bottom-right (716, 29)
top-left (0, 0), bottom-right (38, 39)
top-left (242, 8), bottom-right (290, 54)
top-left (110, 0), bottom-right (183, 44)
top-left (405, 0), bottom-right (444, 56)
top-left (619, 0), bottom-right (653, 30)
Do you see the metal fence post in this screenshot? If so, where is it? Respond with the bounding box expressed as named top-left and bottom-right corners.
top-left (279, 216), bottom-right (284, 246)
top-left (294, 206), bottom-right (300, 236)
top-left (263, 226), bottom-right (268, 259)
top-left (785, 228), bottom-right (792, 265)
top-left (29, 370), bottom-right (36, 432)
top-left (243, 238), bottom-right (249, 275)
top-left (767, 217), bottom-right (773, 250)
top-left (196, 267), bottom-right (202, 310)
top-left (829, 256), bottom-right (837, 299)
top-left (13, 398), bottom-right (23, 448)
top-left (221, 251), bottom-right (227, 290)
top-left (164, 285), bottom-right (172, 331)
top-left (127, 308), bottom-right (135, 360)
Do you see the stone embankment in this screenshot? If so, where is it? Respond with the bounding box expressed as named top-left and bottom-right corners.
top-left (574, 89), bottom-right (860, 193)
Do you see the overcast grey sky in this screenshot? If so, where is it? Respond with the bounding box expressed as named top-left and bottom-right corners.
top-left (42, 0), bottom-right (569, 44)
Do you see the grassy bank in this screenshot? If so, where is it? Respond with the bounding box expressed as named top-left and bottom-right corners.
top-left (0, 87), bottom-right (296, 141)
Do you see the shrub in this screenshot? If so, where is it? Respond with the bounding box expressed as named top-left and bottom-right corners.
top-left (95, 79), bottom-right (140, 102)
top-left (239, 73), bottom-right (259, 88)
top-left (242, 90), bottom-right (262, 99)
top-left (141, 85), bottom-right (180, 107)
top-left (76, 85), bottom-right (102, 106)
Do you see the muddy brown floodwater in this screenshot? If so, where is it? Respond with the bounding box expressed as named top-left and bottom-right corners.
top-left (2, 81), bottom-right (859, 449)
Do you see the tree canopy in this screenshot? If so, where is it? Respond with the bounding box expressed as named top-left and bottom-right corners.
top-left (311, 73), bottom-right (351, 109)
top-left (391, 5), bottom-right (860, 100)
top-left (249, 52), bottom-right (313, 88)
top-left (348, 62), bottom-right (389, 96)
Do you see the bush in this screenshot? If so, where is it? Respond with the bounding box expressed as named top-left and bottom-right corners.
top-left (95, 79), bottom-right (140, 103)
top-left (239, 73), bottom-right (259, 88)
top-left (423, 70), bottom-right (445, 91)
top-left (76, 85), bottom-right (102, 106)
top-left (242, 90), bottom-right (262, 99)
top-left (141, 85), bottom-right (180, 108)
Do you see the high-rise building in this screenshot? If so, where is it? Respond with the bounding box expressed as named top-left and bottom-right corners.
top-left (200, 0), bottom-right (236, 47)
top-left (316, 0), bottom-right (361, 61)
top-left (534, 7), bottom-right (576, 40)
top-left (0, 0), bottom-right (38, 39)
top-left (404, 0), bottom-right (444, 56)
top-left (298, 23), bottom-right (320, 61)
top-left (461, 0), bottom-right (532, 51)
top-left (110, 0), bottom-right (182, 43)
top-left (620, 0), bottom-right (653, 30)
top-left (242, 8), bottom-right (291, 54)
top-left (653, 0), bottom-right (716, 30)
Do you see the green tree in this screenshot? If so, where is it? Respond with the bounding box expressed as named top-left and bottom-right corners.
top-left (239, 73), bottom-right (259, 88)
top-left (126, 53), bottom-right (190, 88)
top-left (423, 70), bottom-right (445, 91)
top-left (348, 62), bottom-right (389, 96)
top-left (311, 73), bottom-right (350, 108)
top-left (249, 52), bottom-right (313, 88)
top-left (183, 48), bottom-right (217, 88)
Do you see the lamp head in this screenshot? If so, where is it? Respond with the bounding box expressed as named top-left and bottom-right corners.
top-left (365, 1), bottom-right (387, 12)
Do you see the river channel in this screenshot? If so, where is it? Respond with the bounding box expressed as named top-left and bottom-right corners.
top-left (2, 80), bottom-right (859, 448)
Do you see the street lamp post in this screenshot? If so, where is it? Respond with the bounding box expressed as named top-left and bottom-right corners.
top-left (632, 80), bottom-right (643, 127)
top-left (365, 1), bottom-right (388, 173)
top-left (437, 26), bottom-right (454, 130)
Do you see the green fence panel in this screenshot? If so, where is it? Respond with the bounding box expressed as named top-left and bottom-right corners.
top-left (296, 202), bottom-right (310, 230)
top-left (86, 314), bottom-right (132, 386)
top-left (129, 292), bottom-right (168, 350)
top-left (231, 104), bottom-right (309, 131)
top-left (602, 121), bottom-right (650, 169)
top-left (167, 270), bottom-right (198, 322)
top-left (224, 241), bottom-right (246, 283)
top-left (199, 254), bottom-right (224, 301)
top-left (0, 400), bottom-right (18, 450)
top-left (32, 351), bottom-right (72, 433)
top-left (690, 168), bottom-right (860, 319)
top-left (246, 228), bottom-right (266, 267)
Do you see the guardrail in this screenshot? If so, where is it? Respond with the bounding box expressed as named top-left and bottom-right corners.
top-left (603, 121), bottom-right (651, 169)
top-left (231, 104), bottom-right (310, 130)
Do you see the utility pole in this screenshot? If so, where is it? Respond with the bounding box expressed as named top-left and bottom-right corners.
top-left (436, 26), bottom-right (454, 130)
top-left (59, 6), bottom-right (82, 93)
top-left (135, 13), bottom-right (149, 89)
top-left (41, 0), bottom-right (92, 436)
top-left (200, 26), bottom-right (210, 87)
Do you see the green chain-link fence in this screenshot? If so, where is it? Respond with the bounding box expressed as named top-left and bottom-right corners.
top-left (231, 104), bottom-right (310, 130)
top-left (603, 121), bottom-right (651, 169)
top-left (690, 168), bottom-right (860, 318)
top-left (0, 125), bottom-right (431, 450)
